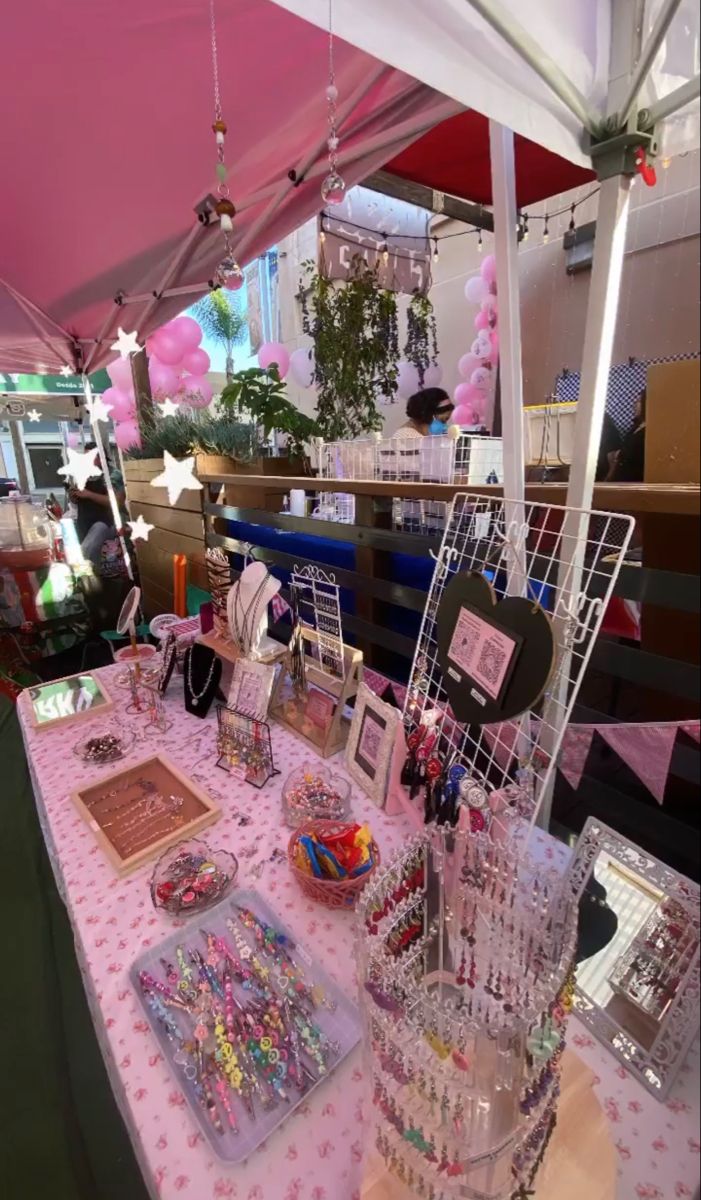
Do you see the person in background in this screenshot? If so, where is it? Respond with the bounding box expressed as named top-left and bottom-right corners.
top-left (69, 442), bottom-right (127, 567)
top-left (397, 388), bottom-right (454, 437)
top-left (609, 389), bottom-right (646, 482)
top-left (596, 411), bottom-right (623, 481)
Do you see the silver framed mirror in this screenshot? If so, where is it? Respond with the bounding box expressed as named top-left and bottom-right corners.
top-left (566, 817), bottom-right (699, 1100)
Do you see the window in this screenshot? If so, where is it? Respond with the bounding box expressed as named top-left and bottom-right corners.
top-left (27, 445), bottom-right (65, 489)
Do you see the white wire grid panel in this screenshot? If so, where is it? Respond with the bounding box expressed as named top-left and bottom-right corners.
top-left (402, 495), bottom-right (634, 833)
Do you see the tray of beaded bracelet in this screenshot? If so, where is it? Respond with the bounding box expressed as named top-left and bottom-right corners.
top-left (130, 888), bottom-right (363, 1162)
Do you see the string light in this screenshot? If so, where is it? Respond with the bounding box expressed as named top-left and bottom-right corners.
top-left (569, 203), bottom-right (576, 234)
top-left (433, 238), bottom-right (439, 263)
top-left (380, 240), bottom-right (390, 265)
top-left (543, 214), bottom-right (550, 244)
top-left (478, 228), bottom-right (484, 252)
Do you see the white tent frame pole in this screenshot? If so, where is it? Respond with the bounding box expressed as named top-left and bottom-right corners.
top-left (643, 75), bottom-right (701, 126)
top-left (465, 0), bottom-right (601, 133)
top-left (81, 374), bottom-right (134, 582)
top-left (618, 0), bottom-right (685, 126)
top-left (233, 63), bottom-right (391, 265)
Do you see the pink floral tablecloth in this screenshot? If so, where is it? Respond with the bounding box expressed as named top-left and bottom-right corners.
top-left (17, 665), bottom-right (700, 1200)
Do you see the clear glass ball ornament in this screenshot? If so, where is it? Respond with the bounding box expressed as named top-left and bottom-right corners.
top-left (217, 255), bottom-right (244, 291)
top-left (321, 170), bottom-right (346, 205)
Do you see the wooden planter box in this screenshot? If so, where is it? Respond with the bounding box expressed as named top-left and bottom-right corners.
top-left (123, 458), bottom-right (207, 618)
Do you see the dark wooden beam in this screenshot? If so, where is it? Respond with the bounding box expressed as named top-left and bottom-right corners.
top-left (363, 169), bottom-right (494, 231)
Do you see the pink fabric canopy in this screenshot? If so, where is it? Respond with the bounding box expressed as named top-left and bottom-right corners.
top-left (1, 0), bottom-right (459, 375)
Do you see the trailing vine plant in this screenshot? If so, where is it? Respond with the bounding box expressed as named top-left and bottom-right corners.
top-left (405, 290), bottom-right (439, 387)
top-left (300, 255), bottom-right (398, 440)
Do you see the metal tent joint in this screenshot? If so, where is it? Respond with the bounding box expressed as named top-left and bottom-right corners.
top-left (586, 129), bottom-right (658, 182)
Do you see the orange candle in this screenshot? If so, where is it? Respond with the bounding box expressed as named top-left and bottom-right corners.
top-left (173, 554), bottom-right (186, 617)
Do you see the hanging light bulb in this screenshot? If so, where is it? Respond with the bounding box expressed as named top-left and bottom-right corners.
top-left (433, 238), bottom-right (439, 263)
top-left (321, 1), bottom-right (346, 205)
top-left (569, 202), bottom-right (576, 234)
top-left (478, 228), bottom-right (484, 252)
top-left (543, 215), bottom-right (550, 244)
top-left (662, 156), bottom-right (672, 169)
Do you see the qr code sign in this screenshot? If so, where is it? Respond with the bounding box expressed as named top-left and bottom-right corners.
top-left (476, 642), bottom-right (506, 687)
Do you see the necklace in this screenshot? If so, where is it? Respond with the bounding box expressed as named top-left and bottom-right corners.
top-left (232, 571), bottom-right (272, 655)
top-left (186, 647), bottom-right (217, 707)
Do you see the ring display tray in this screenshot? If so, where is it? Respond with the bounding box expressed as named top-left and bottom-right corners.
top-left (131, 889), bottom-right (363, 1163)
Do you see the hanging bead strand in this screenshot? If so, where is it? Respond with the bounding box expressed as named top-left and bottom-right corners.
top-left (321, 0), bottom-right (346, 205)
top-left (209, 0), bottom-right (243, 289)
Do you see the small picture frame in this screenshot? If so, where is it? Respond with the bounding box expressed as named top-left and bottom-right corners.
top-left (26, 671), bottom-right (114, 731)
top-left (157, 632), bottom-right (177, 696)
top-left (345, 683), bottom-right (401, 808)
top-left (304, 686), bottom-right (335, 733)
top-left (228, 658), bottom-right (276, 721)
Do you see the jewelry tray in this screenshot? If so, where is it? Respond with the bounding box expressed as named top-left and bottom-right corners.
top-left (71, 753), bottom-right (220, 876)
top-left (130, 888), bottom-right (362, 1163)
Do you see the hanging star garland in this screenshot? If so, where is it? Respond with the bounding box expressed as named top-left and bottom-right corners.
top-left (59, 365), bottom-right (73, 377)
top-left (110, 327), bottom-right (142, 359)
top-left (27, 408), bottom-right (42, 422)
top-left (57, 447), bottom-right (102, 490)
top-left (128, 515), bottom-right (154, 542)
top-left (85, 394), bottom-right (113, 424)
top-left (157, 398), bottom-right (181, 418)
top-left (150, 451), bottom-right (203, 506)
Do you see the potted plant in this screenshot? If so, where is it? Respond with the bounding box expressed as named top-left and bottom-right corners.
top-left (220, 366), bottom-right (319, 475)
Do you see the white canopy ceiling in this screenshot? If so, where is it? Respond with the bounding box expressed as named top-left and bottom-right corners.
top-left (273, 0), bottom-right (700, 165)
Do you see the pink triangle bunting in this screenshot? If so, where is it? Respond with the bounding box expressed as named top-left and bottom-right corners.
top-left (598, 724), bottom-right (678, 804)
top-left (558, 727), bottom-right (595, 791)
top-left (680, 721), bottom-right (700, 744)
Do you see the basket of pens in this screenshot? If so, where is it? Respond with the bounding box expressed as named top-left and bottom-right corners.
top-left (288, 819), bottom-right (380, 909)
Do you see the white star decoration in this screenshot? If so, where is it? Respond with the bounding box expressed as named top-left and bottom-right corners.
top-left (85, 394), bottom-right (113, 423)
top-left (150, 451), bottom-right (203, 506)
top-left (157, 397), bottom-right (180, 418)
top-left (27, 408), bottom-right (42, 422)
top-left (128, 515), bottom-right (154, 542)
top-left (110, 327), bottom-right (142, 359)
top-left (57, 447), bottom-right (102, 490)
top-left (59, 365), bottom-right (73, 377)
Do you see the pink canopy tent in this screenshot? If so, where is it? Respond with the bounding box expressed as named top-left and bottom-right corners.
top-left (0, 0), bottom-right (459, 376)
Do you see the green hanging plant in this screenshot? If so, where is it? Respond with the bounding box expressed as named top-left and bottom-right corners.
top-left (404, 290), bottom-right (439, 388)
top-left (300, 255), bottom-right (398, 440)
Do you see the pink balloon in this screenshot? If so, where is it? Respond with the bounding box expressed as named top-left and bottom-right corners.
top-left (103, 386), bottom-right (136, 422)
top-left (482, 295), bottom-right (498, 314)
top-left (180, 376), bottom-right (213, 408)
top-left (474, 310), bottom-right (491, 332)
top-left (168, 316), bottom-right (202, 351)
top-left (490, 330), bottom-right (500, 365)
top-left (423, 363), bottom-right (443, 388)
top-left (114, 419), bottom-right (142, 451)
top-left (472, 332), bottom-right (492, 359)
top-left (150, 329), bottom-right (182, 365)
top-left (471, 367), bottom-right (492, 391)
top-left (148, 358), bottom-right (178, 398)
top-left (67, 431), bottom-right (81, 449)
top-left (288, 347), bottom-right (315, 389)
top-left (451, 405), bottom-right (473, 425)
top-left (458, 353), bottom-right (481, 380)
top-left (258, 342), bottom-right (290, 379)
top-left (465, 275), bottom-right (489, 305)
top-left (396, 360), bottom-right (420, 399)
top-left (454, 382), bottom-right (481, 409)
top-left (182, 347), bottom-right (211, 376)
top-left (480, 254), bottom-right (497, 287)
top-left (106, 356), bottom-right (133, 390)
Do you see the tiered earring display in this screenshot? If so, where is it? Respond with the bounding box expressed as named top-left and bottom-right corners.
top-left (290, 564), bottom-right (345, 677)
top-left (358, 828), bottom-right (577, 1200)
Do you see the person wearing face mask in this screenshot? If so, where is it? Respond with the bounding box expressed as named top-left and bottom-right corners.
top-left (397, 388), bottom-right (454, 437)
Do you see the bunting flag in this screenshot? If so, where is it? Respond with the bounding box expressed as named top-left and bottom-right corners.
top-left (558, 727), bottom-right (596, 790)
top-left (597, 724), bottom-right (678, 805)
top-left (681, 721), bottom-right (701, 744)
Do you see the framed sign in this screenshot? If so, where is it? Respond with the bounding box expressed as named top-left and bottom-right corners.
top-left (228, 659), bottom-right (275, 721)
top-left (345, 683), bottom-right (401, 807)
top-left (26, 672), bottom-right (114, 730)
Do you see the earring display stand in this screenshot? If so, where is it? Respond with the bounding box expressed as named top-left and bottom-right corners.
top-left (215, 705), bottom-right (279, 789)
top-left (270, 627), bottom-right (363, 759)
top-left (183, 644), bottom-right (223, 719)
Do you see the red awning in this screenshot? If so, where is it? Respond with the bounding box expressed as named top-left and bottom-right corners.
top-left (385, 111), bottom-right (595, 209)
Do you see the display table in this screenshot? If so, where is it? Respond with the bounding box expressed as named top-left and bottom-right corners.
top-left (17, 664), bottom-right (701, 1200)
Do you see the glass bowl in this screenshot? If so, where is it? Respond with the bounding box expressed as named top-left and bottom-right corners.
top-left (282, 761), bottom-right (351, 828)
top-left (150, 839), bottom-right (238, 917)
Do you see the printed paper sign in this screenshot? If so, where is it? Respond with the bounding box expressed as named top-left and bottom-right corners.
top-left (447, 606), bottom-right (521, 704)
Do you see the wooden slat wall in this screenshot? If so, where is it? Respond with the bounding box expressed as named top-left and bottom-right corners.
top-left (124, 459), bottom-right (207, 617)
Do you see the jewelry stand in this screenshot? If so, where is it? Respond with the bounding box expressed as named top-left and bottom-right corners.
top-left (270, 627), bottom-right (363, 758)
top-left (199, 561), bottom-right (287, 694)
top-left (215, 705), bottom-right (279, 789)
top-left (183, 644), bottom-right (222, 719)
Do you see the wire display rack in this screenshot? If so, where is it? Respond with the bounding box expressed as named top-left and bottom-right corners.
top-left (314, 434), bottom-right (505, 533)
top-left (401, 495), bottom-right (634, 835)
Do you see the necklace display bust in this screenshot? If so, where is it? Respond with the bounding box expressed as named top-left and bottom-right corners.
top-left (227, 562), bottom-right (281, 658)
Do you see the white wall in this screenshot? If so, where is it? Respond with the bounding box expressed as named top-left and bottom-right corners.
top-left (274, 150), bottom-right (700, 433)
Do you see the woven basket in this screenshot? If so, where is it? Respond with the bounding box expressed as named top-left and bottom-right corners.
top-left (288, 819), bottom-right (380, 910)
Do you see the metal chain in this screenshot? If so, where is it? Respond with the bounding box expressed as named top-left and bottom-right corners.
top-left (209, 0), bottom-right (222, 122)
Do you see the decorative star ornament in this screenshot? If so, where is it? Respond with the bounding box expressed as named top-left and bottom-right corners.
top-left (59, 365), bottom-right (73, 378)
top-left (150, 451), bottom-right (203, 506)
top-left (128, 515), bottom-right (154, 543)
top-left (85, 394), bottom-right (112, 423)
top-left (110, 327), bottom-right (142, 359)
top-left (27, 408), bottom-right (42, 422)
top-left (157, 397), bottom-right (181, 418)
top-left (57, 447), bottom-right (102, 490)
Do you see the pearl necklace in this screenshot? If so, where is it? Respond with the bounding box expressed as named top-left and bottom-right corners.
top-left (186, 647), bottom-right (217, 708)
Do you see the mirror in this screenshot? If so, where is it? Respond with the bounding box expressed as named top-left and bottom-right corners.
top-left (567, 817), bottom-right (699, 1100)
top-left (29, 673), bottom-right (112, 728)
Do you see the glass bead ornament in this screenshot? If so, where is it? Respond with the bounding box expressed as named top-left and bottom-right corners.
top-left (320, 0), bottom-right (346, 206)
top-left (357, 824), bottom-right (577, 1200)
top-left (217, 255), bottom-right (244, 290)
top-left (321, 170), bottom-right (346, 206)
